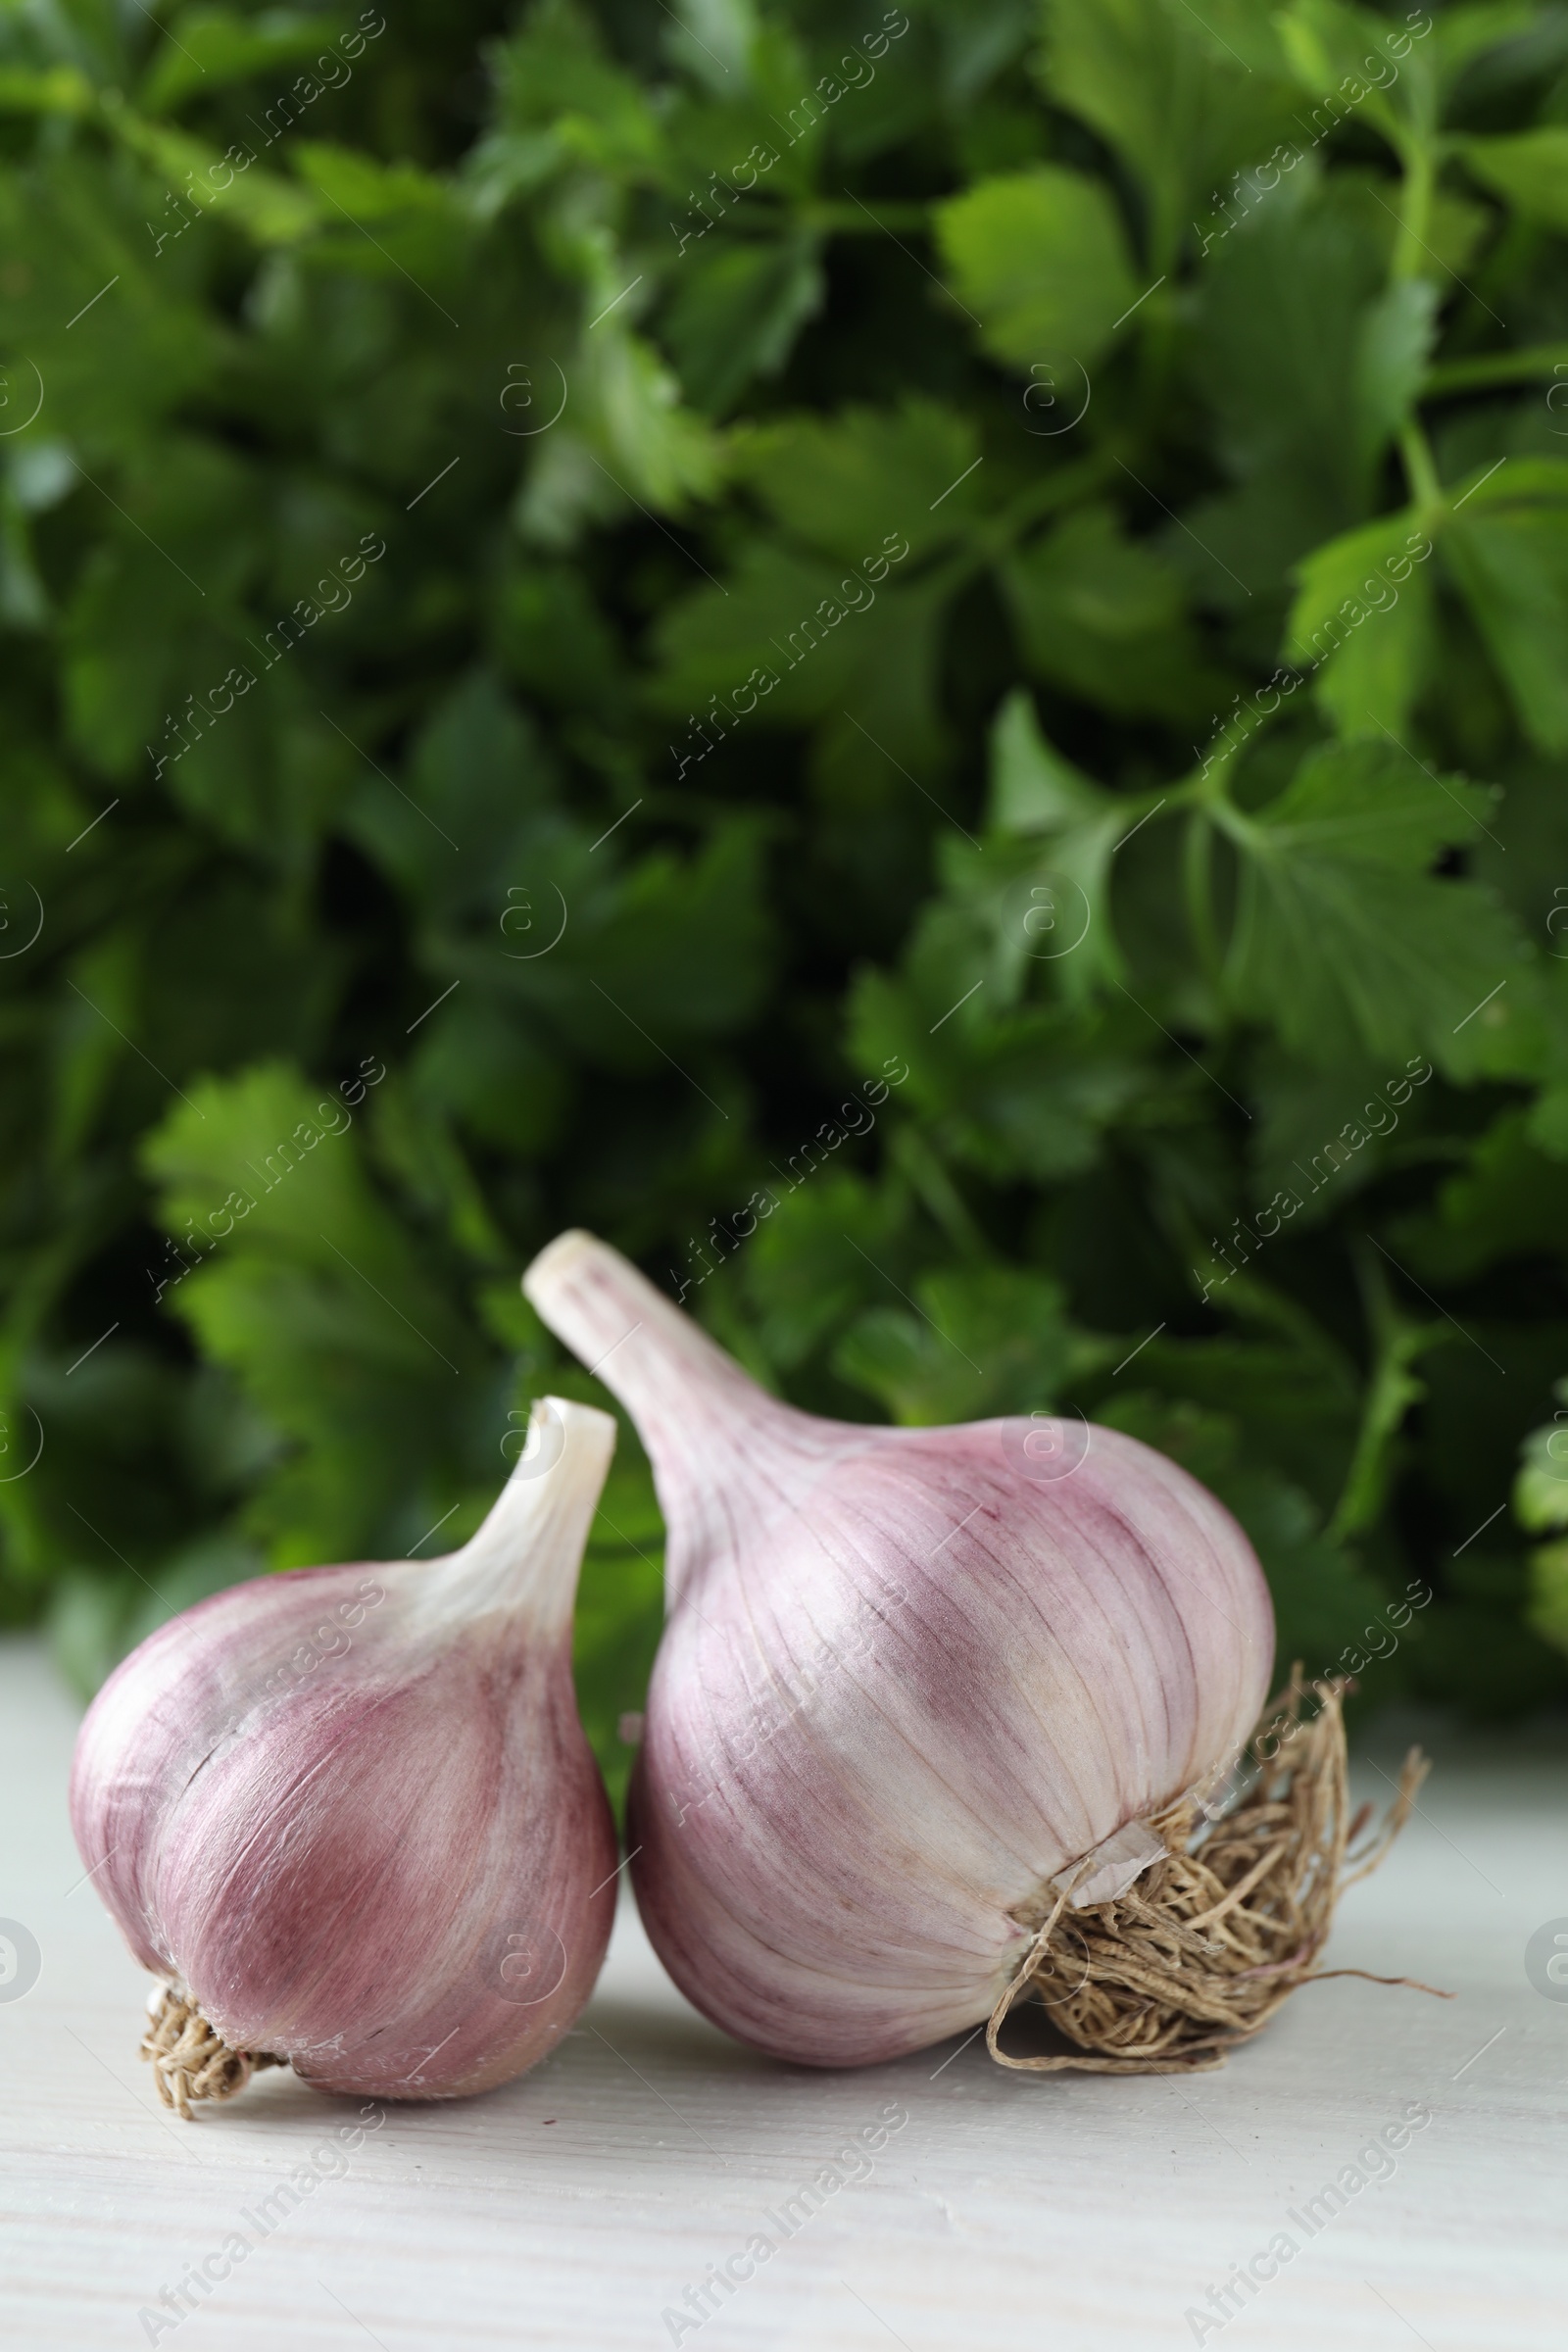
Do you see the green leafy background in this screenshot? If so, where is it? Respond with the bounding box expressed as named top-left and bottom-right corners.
top-left (5, 0), bottom-right (1568, 1812)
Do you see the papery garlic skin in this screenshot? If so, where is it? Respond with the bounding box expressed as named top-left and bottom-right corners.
top-left (524, 1234), bottom-right (1274, 2069)
top-left (70, 1398), bottom-right (619, 2101)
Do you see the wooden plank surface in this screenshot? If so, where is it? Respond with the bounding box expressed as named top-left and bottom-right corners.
top-left (3, 1635), bottom-right (1565, 2352)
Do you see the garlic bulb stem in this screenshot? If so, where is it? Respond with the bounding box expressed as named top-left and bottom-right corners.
top-left (523, 1228), bottom-right (779, 1432)
top-left (426, 1396), bottom-right (615, 1636)
top-left (524, 1230), bottom-right (849, 1605)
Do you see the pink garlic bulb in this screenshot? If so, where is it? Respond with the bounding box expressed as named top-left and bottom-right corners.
top-left (523, 1233), bottom-right (1275, 2068)
top-left (70, 1397), bottom-right (619, 2107)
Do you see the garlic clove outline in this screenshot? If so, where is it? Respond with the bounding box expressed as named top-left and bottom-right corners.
top-left (70, 1396), bottom-right (621, 2110)
top-left (523, 1231), bottom-right (1279, 2069)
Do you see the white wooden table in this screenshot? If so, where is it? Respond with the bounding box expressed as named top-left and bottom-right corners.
top-left (3, 1634), bottom-right (1565, 2351)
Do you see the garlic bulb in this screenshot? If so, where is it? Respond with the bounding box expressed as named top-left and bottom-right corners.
top-left (523, 1233), bottom-right (1283, 2071)
top-left (70, 1397), bottom-right (619, 2113)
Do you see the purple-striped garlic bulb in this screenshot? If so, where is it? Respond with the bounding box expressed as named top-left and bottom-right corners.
top-left (70, 1397), bottom-right (619, 2114)
top-left (524, 1233), bottom-right (1276, 2071)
